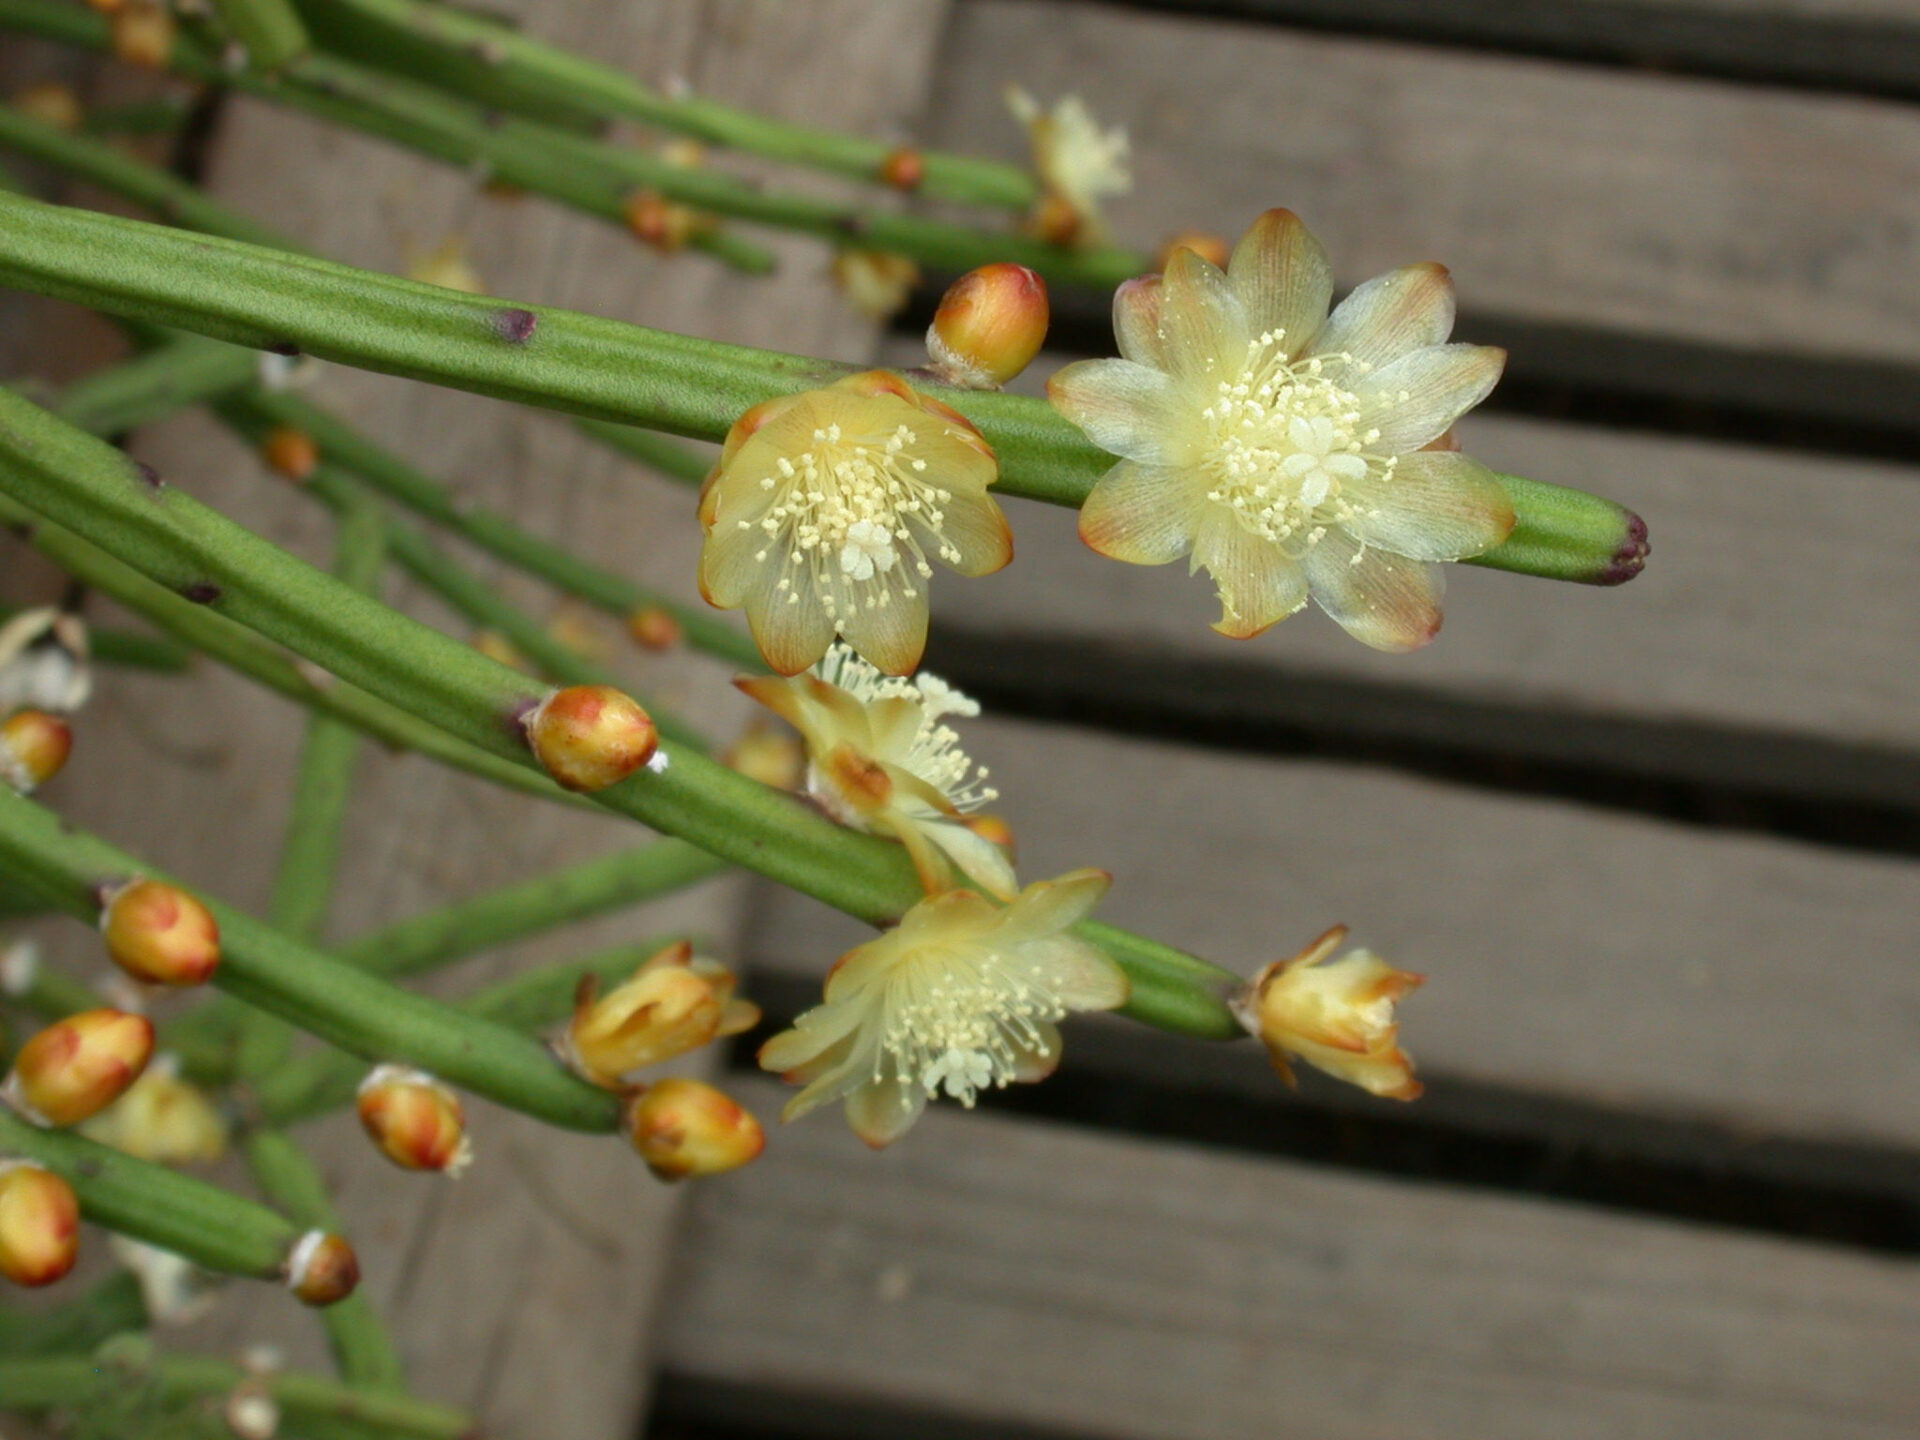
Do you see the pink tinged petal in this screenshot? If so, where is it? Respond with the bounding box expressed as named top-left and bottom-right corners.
top-left (1304, 529), bottom-right (1445, 653)
top-left (1077, 460), bottom-right (1206, 566)
top-left (1190, 514), bottom-right (1310, 639)
top-left (1310, 262), bottom-right (1456, 376)
top-left (835, 571), bottom-right (930, 678)
top-left (1009, 1022), bottom-right (1064, 1083)
top-left (845, 1075), bottom-right (926, 1148)
top-left (1157, 246), bottom-right (1251, 386)
top-left (999, 867), bottom-right (1112, 942)
top-left (1113, 273), bottom-right (1166, 367)
top-left (1352, 344), bottom-right (1506, 453)
top-left (925, 818), bottom-right (1020, 901)
top-left (928, 492), bottom-right (1014, 577)
top-left (1227, 208), bottom-right (1334, 355)
top-left (747, 567), bottom-right (837, 676)
top-left (1354, 450), bottom-right (1516, 562)
top-left (1047, 359), bottom-right (1193, 467)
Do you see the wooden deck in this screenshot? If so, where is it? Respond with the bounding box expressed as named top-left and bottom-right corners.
top-left (6, 0), bottom-right (1920, 1437)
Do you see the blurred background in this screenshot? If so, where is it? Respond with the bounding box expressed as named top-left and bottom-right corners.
top-left (5, 0), bottom-right (1920, 1437)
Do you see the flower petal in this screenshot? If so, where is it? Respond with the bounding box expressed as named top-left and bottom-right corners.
top-left (835, 571), bottom-right (930, 677)
top-left (845, 1075), bottom-right (925, 1148)
top-left (1228, 208), bottom-right (1333, 356)
top-left (1009, 1022), bottom-right (1064, 1083)
top-left (1305, 530), bottom-right (1445, 652)
top-left (995, 868), bottom-right (1111, 945)
top-left (1158, 246), bottom-right (1251, 386)
top-left (1113, 273), bottom-right (1165, 368)
top-left (759, 1003), bottom-right (864, 1077)
top-left (930, 491), bottom-right (1014, 577)
top-left (1077, 460), bottom-right (1206, 566)
top-left (1352, 344), bottom-right (1505, 453)
top-left (1353, 450), bottom-right (1515, 562)
top-left (925, 818), bottom-right (1020, 901)
top-left (1311, 262), bottom-right (1455, 376)
top-left (696, 518), bottom-right (768, 608)
top-left (1047, 359), bottom-right (1194, 466)
top-left (1021, 937), bottom-right (1130, 1011)
top-left (748, 567), bottom-right (838, 676)
top-left (1190, 514), bottom-right (1310, 639)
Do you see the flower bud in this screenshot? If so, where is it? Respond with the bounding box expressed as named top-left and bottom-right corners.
top-left (5, 1009), bottom-right (154, 1127)
top-left (0, 1161), bottom-right (79, 1286)
top-left (356, 1065), bottom-right (472, 1175)
top-left (283, 1229), bottom-right (359, 1306)
top-left (1030, 192), bottom-right (1084, 248)
top-left (101, 878), bottom-right (221, 987)
top-left (110, 1), bottom-right (174, 68)
top-left (623, 1078), bottom-right (765, 1180)
top-left (925, 263), bottom-right (1049, 389)
top-left (472, 628), bottom-right (531, 672)
top-left (11, 82), bottom-right (84, 132)
top-left (1230, 926), bottom-right (1423, 1100)
top-left (80, 1054), bottom-right (227, 1165)
top-left (1156, 230), bottom-right (1231, 270)
top-left (721, 721), bottom-right (804, 791)
top-left (260, 426), bottom-right (318, 482)
top-left (623, 190), bottom-right (704, 253)
top-left (0, 709), bottom-right (72, 793)
top-left (831, 248), bottom-right (920, 322)
top-left (625, 604), bottom-right (682, 652)
top-left (878, 147), bottom-right (925, 190)
top-left (562, 942), bottom-right (759, 1088)
top-left (524, 685), bottom-right (658, 792)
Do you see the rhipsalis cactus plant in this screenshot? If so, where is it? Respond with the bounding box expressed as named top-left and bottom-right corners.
top-left (0, 5), bottom-right (1648, 1432)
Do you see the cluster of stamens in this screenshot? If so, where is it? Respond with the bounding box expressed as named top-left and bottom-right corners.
top-left (741, 422), bottom-right (961, 621)
top-left (816, 646), bottom-right (997, 812)
top-left (877, 943), bottom-right (1060, 1106)
top-left (1199, 331), bottom-right (1399, 560)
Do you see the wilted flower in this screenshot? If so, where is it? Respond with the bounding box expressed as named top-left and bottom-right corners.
top-left (698, 371), bottom-right (1010, 676)
top-left (1050, 209), bottom-right (1514, 651)
top-left (0, 606), bottom-right (90, 714)
top-left (1230, 924), bottom-right (1422, 1099)
top-left (759, 869), bottom-right (1126, 1147)
top-left (80, 1053), bottom-right (227, 1164)
top-left (561, 942), bottom-right (758, 1089)
top-left (1005, 86), bottom-right (1130, 247)
top-left (738, 642), bottom-right (1015, 899)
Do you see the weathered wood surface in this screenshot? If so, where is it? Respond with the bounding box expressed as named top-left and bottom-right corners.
top-left (663, 1084), bottom-right (1920, 1440)
top-left (933, 0), bottom-right (1920, 367)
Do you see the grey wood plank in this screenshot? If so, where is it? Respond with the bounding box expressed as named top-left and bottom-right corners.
top-left (663, 1083), bottom-right (1920, 1440)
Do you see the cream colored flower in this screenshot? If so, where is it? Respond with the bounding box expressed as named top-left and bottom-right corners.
top-left (1050, 209), bottom-right (1515, 651)
top-left (1230, 925), bottom-right (1422, 1099)
top-left (1005, 86), bottom-right (1130, 246)
top-left (560, 941), bottom-right (759, 1089)
top-left (737, 642), bottom-right (1016, 900)
top-left (0, 606), bottom-right (90, 714)
top-left (759, 870), bottom-right (1126, 1146)
top-left (699, 371), bottom-right (1010, 676)
top-left (80, 1054), bottom-right (227, 1164)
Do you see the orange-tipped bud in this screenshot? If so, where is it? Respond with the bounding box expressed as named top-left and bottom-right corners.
top-left (5, 1009), bottom-right (154, 1127)
top-left (721, 721), bottom-right (804, 791)
top-left (524, 685), bottom-right (658, 792)
top-left (563, 942), bottom-right (759, 1088)
top-left (623, 190), bottom-right (703, 253)
top-left (101, 879), bottom-right (221, 987)
top-left (0, 710), bottom-right (72, 793)
top-left (0, 1162), bottom-right (79, 1286)
top-left (623, 1078), bottom-right (764, 1180)
top-left (110, 2), bottom-right (174, 68)
top-left (356, 1065), bottom-right (472, 1175)
top-left (260, 426), bottom-right (319, 482)
top-left (1156, 230), bottom-right (1231, 270)
top-left (284, 1230), bottom-right (359, 1306)
top-left (625, 605), bottom-right (682, 653)
top-left (12, 82), bottom-right (84, 132)
top-left (926, 263), bottom-right (1049, 389)
top-left (878, 147), bottom-right (925, 190)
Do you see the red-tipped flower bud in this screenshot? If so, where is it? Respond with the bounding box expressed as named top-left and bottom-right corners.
top-left (878, 147), bottom-right (925, 190)
top-left (5, 1009), bottom-right (154, 1127)
top-left (925, 263), bottom-right (1049, 390)
top-left (625, 605), bottom-right (682, 652)
top-left (101, 879), bottom-right (221, 987)
top-left (0, 1161), bottom-right (79, 1286)
top-left (356, 1065), bottom-right (472, 1175)
top-left (563, 943), bottom-right (759, 1089)
top-left (260, 426), bottom-right (319, 482)
top-left (524, 685), bottom-right (659, 792)
top-left (284, 1229), bottom-right (360, 1306)
top-left (623, 1079), bottom-right (765, 1181)
top-left (0, 710), bottom-right (72, 793)
top-left (623, 190), bottom-right (702, 253)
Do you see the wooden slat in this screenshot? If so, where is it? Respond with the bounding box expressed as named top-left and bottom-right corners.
top-left (749, 713), bottom-right (1920, 1148)
top-left (662, 1083), bottom-right (1920, 1440)
top-left (933, 0), bottom-right (1920, 368)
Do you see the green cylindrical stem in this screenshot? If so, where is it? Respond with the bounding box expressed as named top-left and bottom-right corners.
top-left (0, 605), bottom-right (193, 672)
top-left (54, 334), bottom-right (258, 437)
top-left (0, 1108), bottom-right (298, 1280)
top-left (207, 0), bottom-right (311, 71)
top-left (0, 787), bottom-right (624, 1131)
top-left (0, 1272), bottom-right (147, 1356)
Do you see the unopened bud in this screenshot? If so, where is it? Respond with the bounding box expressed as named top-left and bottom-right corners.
top-left (878, 146), bottom-right (925, 190)
top-left (4, 1009), bottom-right (154, 1127)
top-left (224, 1380), bottom-right (279, 1440)
top-left (524, 685), bottom-right (658, 792)
top-left (0, 709), bottom-right (72, 793)
top-left (260, 426), bottom-right (318, 482)
top-left (925, 263), bottom-right (1049, 389)
top-left (110, 2), bottom-right (175, 68)
top-left (356, 1065), bottom-right (472, 1175)
top-left (1156, 230), bottom-right (1231, 270)
top-left (472, 628), bottom-right (531, 672)
top-left (831, 248), bottom-right (919, 322)
top-left (0, 1161), bottom-right (79, 1286)
top-left (101, 879), bottom-right (221, 987)
top-left (625, 605), bottom-right (682, 652)
top-left (623, 190), bottom-right (704, 253)
top-left (12, 82), bottom-right (84, 132)
top-left (563, 942), bottom-right (759, 1088)
top-left (1031, 192), bottom-right (1083, 247)
top-left (283, 1229), bottom-right (359, 1306)
top-left (623, 1078), bottom-right (765, 1180)
top-left (721, 721), bottom-right (804, 791)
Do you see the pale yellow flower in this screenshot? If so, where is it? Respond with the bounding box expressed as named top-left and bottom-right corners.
top-left (759, 870), bottom-right (1126, 1146)
top-left (0, 606), bottom-right (90, 714)
top-left (1230, 925), bottom-right (1422, 1099)
top-left (737, 642), bottom-right (1016, 900)
top-left (1050, 209), bottom-right (1515, 651)
top-left (699, 371), bottom-right (1010, 676)
top-left (79, 1053), bottom-right (227, 1164)
top-left (1005, 86), bottom-right (1130, 246)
